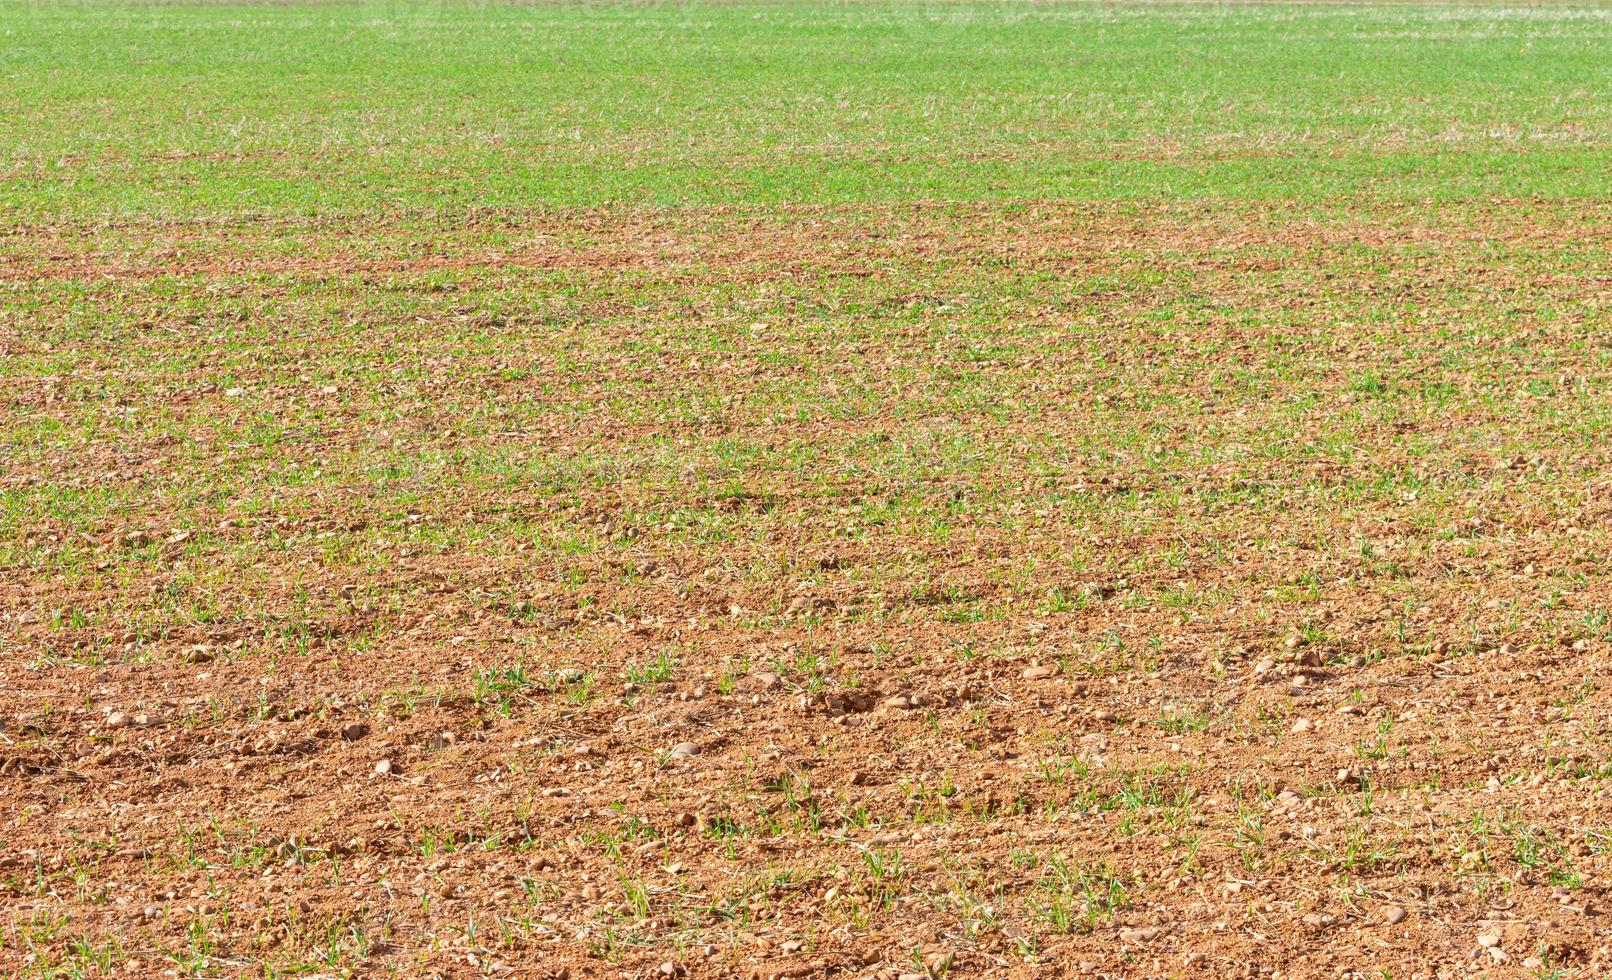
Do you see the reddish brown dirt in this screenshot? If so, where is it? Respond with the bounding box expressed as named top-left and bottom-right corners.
top-left (4, 203), bottom-right (1612, 978)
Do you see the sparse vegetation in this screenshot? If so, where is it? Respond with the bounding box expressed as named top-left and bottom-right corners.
top-left (4, 0), bottom-right (1612, 976)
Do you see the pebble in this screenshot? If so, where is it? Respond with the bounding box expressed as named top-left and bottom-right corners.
top-left (1290, 718), bottom-right (1314, 733)
top-left (669, 741), bottom-right (701, 759)
top-left (1120, 926), bottom-right (1160, 943)
top-left (1022, 665), bottom-right (1057, 680)
top-left (1385, 906), bottom-right (1407, 925)
top-left (341, 722), bottom-right (368, 741)
top-left (106, 711), bottom-right (133, 729)
top-left (883, 695), bottom-right (914, 710)
top-left (1477, 931), bottom-right (1501, 948)
top-left (374, 759), bottom-right (394, 775)
top-left (1094, 710), bottom-right (1119, 723)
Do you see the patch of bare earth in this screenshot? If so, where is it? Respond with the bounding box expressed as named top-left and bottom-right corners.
top-left (4, 203), bottom-right (1612, 977)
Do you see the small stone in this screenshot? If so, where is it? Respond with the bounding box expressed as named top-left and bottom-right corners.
top-left (1384, 906), bottom-right (1407, 925)
top-left (923, 951), bottom-right (955, 974)
top-left (1477, 931), bottom-right (1501, 948)
top-left (673, 812), bottom-right (697, 828)
top-left (1290, 718), bottom-right (1314, 734)
top-left (1336, 768), bottom-right (1358, 785)
top-left (580, 884), bottom-right (602, 900)
top-left (224, 387), bottom-right (247, 398)
top-left (374, 759), bottom-right (394, 775)
top-left (341, 722), bottom-right (368, 741)
top-left (106, 711), bottom-right (133, 729)
top-left (1120, 926), bottom-right (1160, 943)
top-left (555, 668), bottom-right (585, 684)
top-left (1021, 665), bottom-right (1056, 680)
top-left (1094, 710), bottom-right (1118, 723)
top-left (883, 695), bottom-right (913, 710)
top-left (669, 741), bottom-right (701, 759)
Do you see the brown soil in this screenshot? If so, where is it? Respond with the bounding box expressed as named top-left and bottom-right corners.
top-left (4, 202), bottom-right (1612, 978)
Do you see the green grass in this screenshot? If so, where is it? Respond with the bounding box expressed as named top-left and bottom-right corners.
top-left (3, 0), bottom-right (1610, 223)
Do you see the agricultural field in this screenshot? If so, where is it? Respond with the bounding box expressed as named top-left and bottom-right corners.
top-left (3, 1), bottom-right (1612, 977)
